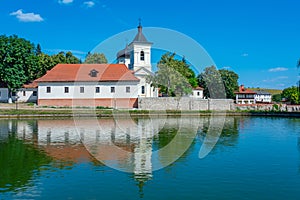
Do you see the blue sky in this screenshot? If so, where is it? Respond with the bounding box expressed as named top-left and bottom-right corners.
top-left (1, 0), bottom-right (300, 89)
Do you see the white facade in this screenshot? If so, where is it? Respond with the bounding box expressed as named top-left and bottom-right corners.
top-left (0, 88), bottom-right (37, 103)
top-left (254, 93), bottom-right (272, 103)
top-left (191, 89), bottom-right (204, 98)
top-left (117, 24), bottom-right (158, 98)
top-left (16, 88), bottom-right (38, 103)
top-left (38, 81), bottom-right (139, 100)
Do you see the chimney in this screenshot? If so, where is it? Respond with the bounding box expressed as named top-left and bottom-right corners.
top-left (241, 85), bottom-right (245, 91)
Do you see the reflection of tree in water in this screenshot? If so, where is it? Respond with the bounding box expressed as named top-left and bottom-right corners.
top-left (298, 137), bottom-right (300, 173)
top-left (0, 134), bottom-right (52, 193)
top-left (198, 117), bottom-right (239, 153)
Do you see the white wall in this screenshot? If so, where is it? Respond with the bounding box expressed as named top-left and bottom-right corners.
top-left (191, 90), bottom-right (203, 98)
top-left (17, 88), bottom-right (38, 103)
top-left (0, 88), bottom-right (8, 102)
top-left (254, 94), bottom-right (272, 103)
top-left (38, 81), bottom-right (139, 100)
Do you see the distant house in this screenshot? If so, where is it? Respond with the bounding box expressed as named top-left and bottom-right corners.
top-left (0, 83), bottom-right (37, 103)
top-left (254, 90), bottom-right (272, 103)
top-left (35, 64), bottom-right (140, 108)
top-left (234, 85), bottom-right (256, 104)
top-left (17, 82), bottom-right (38, 103)
top-left (190, 87), bottom-right (204, 98)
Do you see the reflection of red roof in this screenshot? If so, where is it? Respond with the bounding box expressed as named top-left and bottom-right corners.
top-left (35, 64), bottom-right (139, 82)
top-left (234, 85), bottom-right (256, 94)
top-left (23, 82), bottom-right (38, 88)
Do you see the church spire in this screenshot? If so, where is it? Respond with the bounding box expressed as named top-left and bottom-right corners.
top-left (138, 18), bottom-right (142, 33)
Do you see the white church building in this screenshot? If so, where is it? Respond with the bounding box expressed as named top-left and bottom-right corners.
top-left (34, 23), bottom-right (158, 108)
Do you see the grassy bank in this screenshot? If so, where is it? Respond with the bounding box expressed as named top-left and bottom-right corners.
top-left (0, 108), bottom-right (299, 118)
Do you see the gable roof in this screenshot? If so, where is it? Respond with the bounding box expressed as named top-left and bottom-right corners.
top-left (234, 85), bottom-right (256, 94)
top-left (134, 67), bottom-right (153, 76)
top-left (35, 64), bottom-right (139, 83)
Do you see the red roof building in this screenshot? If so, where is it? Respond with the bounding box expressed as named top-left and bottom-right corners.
top-left (36, 64), bottom-right (140, 108)
top-left (234, 85), bottom-right (257, 104)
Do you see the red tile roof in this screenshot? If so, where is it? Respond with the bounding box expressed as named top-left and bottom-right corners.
top-left (234, 85), bottom-right (256, 94)
top-left (23, 81), bottom-right (38, 88)
top-left (193, 86), bottom-right (204, 90)
top-left (35, 64), bottom-right (140, 83)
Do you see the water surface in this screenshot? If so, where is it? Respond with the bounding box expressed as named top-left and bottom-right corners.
top-left (0, 116), bottom-right (300, 199)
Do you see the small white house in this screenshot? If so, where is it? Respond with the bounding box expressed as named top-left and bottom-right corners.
top-left (254, 90), bottom-right (272, 103)
top-left (16, 82), bottom-right (38, 103)
top-left (190, 87), bottom-right (204, 98)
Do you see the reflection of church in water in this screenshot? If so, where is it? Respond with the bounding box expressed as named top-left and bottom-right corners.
top-left (9, 118), bottom-right (163, 193)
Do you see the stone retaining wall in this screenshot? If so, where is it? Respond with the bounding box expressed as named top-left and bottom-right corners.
top-left (138, 97), bottom-right (234, 111)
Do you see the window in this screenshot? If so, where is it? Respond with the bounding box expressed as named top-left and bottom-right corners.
top-left (111, 87), bottom-right (115, 93)
top-left (64, 87), bottom-right (69, 93)
top-left (0, 91), bottom-right (1, 97)
top-left (140, 51), bottom-right (145, 61)
top-left (23, 91), bottom-right (26, 96)
top-left (141, 86), bottom-right (145, 94)
top-left (197, 92), bottom-right (200, 96)
top-left (126, 87), bottom-right (130, 93)
top-left (46, 87), bottom-right (51, 93)
top-left (33, 91), bottom-right (37, 96)
top-left (12, 92), bottom-right (16, 96)
top-left (95, 87), bottom-right (100, 93)
top-left (89, 69), bottom-right (99, 77)
top-left (80, 87), bottom-right (84, 93)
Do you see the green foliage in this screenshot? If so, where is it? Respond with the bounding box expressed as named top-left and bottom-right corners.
top-left (282, 86), bottom-right (299, 104)
top-left (147, 52), bottom-right (196, 97)
top-left (84, 52), bottom-right (108, 64)
top-left (219, 69), bottom-right (239, 99)
top-left (0, 133), bottom-right (52, 192)
top-left (197, 66), bottom-right (226, 99)
top-left (0, 35), bottom-right (39, 91)
top-left (272, 93), bottom-right (282, 102)
top-left (51, 51), bottom-right (81, 64)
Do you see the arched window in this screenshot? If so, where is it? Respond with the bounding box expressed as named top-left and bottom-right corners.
top-left (140, 51), bottom-right (145, 61)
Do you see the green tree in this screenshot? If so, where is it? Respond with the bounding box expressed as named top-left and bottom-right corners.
top-left (282, 86), bottom-right (299, 104)
top-left (84, 52), bottom-right (108, 64)
top-left (272, 93), bottom-right (282, 102)
top-left (36, 43), bottom-right (42, 55)
top-left (0, 35), bottom-right (39, 100)
top-left (51, 51), bottom-right (81, 65)
top-left (147, 52), bottom-right (196, 97)
top-left (219, 69), bottom-right (239, 99)
top-left (36, 53), bottom-right (56, 78)
top-left (197, 66), bottom-right (226, 99)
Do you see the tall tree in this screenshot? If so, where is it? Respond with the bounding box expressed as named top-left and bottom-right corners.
top-left (147, 52), bottom-right (196, 97)
top-left (197, 66), bottom-right (226, 99)
top-left (219, 69), bottom-right (239, 99)
top-left (0, 35), bottom-right (39, 100)
top-left (282, 86), bottom-right (299, 104)
top-left (84, 52), bottom-right (108, 64)
top-left (36, 43), bottom-right (42, 56)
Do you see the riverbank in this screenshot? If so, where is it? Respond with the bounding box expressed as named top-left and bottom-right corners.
top-left (0, 108), bottom-right (300, 118)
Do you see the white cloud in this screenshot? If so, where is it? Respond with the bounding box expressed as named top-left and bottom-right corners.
top-left (58, 0), bottom-right (73, 4)
top-left (241, 53), bottom-right (248, 57)
top-left (83, 1), bottom-right (95, 8)
top-left (45, 49), bottom-right (86, 55)
top-left (10, 9), bottom-right (44, 22)
top-left (263, 76), bottom-right (288, 83)
top-left (268, 67), bottom-right (288, 72)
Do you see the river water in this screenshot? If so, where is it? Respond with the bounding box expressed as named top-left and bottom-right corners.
top-left (0, 116), bottom-right (300, 199)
